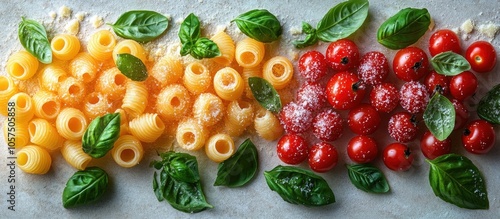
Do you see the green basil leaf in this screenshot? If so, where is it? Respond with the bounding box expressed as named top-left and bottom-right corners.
top-left (166, 152), bottom-right (200, 183)
top-left (292, 22), bottom-right (318, 49)
top-left (477, 84), bottom-right (500, 124)
top-left (179, 13), bottom-right (201, 46)
top-left (18, 17), bottom-right (52, 64)
top-left (153, 171), bottom-right (164, 202)
top-left (248, 77), bottom-right (282, 113)
top-left (214, 139), bottom-right (258, 187)
top-left (233, 9), bottom-right (282, 43)
top-left (423, 92), bottom-right (455, 141)
top-left (431, 52), bottom-right (471, 76)
top-left (264, 165), bottom-right (335, 207)
top-left (377, 8), bottom-right (431, 50)
top-left (116, 53), bottom-right (148, 81)
top-left (109, 10), bottom-right (168, 43)
top-left (427, 154), bottom-right (489, 209)
top-left (316, 0), bottom-right (369, 42)
top-left (190, 37), bottom-right (221, 59)
top-left (62, 167), bottom-right (109, 208)
top-left (346, 164), bottom-right (390, 194)
top-left (82, 113), bottom-right (121, 158)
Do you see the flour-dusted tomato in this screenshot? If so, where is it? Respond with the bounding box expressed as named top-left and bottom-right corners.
top-left (298, 50), bottom-right (328, 82)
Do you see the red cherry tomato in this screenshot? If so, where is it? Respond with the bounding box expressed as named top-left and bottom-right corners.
top-left (370, 83), bottom-right (399, 113)
top-left (347, 135), bottom-right (378, 164)
top-left (325, 39), bottom-right (360, 72)
top-left (298, 50), bottom-right (328, 82)
top-left (399, 81), bottom-right (429, 114)
top-left (357, 51), bottom-right (389, 85)
top-left (452, 99), bottom-right (470, 130)
top-left (393, 46), bottom-right (429, 81)
top-left (420, 130), bottom-right (452, 160)
top-left (383, 143), bottom-right (414, 171)
top-left (348, 103), bottom-right (381, 135)
top-left (277, 134), bottom-right (309, 165)
top-left (465, 41), bottom-right (497, 73)
top-left (308, 142), bottom-right (338, 172)
top-left (424, 70), bottom-right (450, 95)
top-left (449, 71), bottom-right (478, 101)
top-left (428, 29), bottom-right (461, 57)
top-left (388, 112), bottom-right (418, 143)
top-left (462, 120), bottom-right (495, 154)
top-left (326, 71), bottom-right (366, 110)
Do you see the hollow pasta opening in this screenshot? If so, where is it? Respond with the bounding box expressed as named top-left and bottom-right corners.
top-left (154, 115), bottom-right (165, 129)
top-left (191, 63), bottom-right (204, 75)
top-left (68, 84), bottom-right (81, 95)
top-left (272, 63), bottom-right (285, 78)
top-left (52, 38), bottom-right (66, 51)
top-left (241, 51), bottom-right (256, 64)
top-left (182, 132), bottom-right (195, 145)
top-left (68, 117), bottom-right (83, 133)
top-left (255, 109), bottom-right (266, 119)
top-left (114, 74), bottom-right (127, 86)
top-left (57, 75), bottom-right (65, 83)
top-left (120, 148), bottom-right (136, 163)
top-left (17, 152), bottom-right (28, 166)
top-left (10, 63), bottom-right (26, 78)
top-left (82, 72), bottom-right (92, 83)
top-left (87, 94), bottom-right (100, 104)
top-left (16, 95), bottom-right (28, 109)
top-left (221, 73), bottom-right (235, 87)
top-left (99, 34), bottom-right (113, 47)
top-left (117, 46), bottom-right (132, 55)
top-left (0, 76), bottom-right (10, 91)
top-left (237, 100), bottom-right (251, 110)
top-left (215, 140), bottom-right (230, 154)
top-left (170, 96), bottom-right (181, 107)
top-left (81, 159), bottom-right (91, 169)
top-left (42, 101), bottom-right (59, 116)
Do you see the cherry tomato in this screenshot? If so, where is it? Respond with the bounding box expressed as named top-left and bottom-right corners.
top-left (370, 83), bottom-right (399, 113)
top-left (399, 81), bottom-right (429, 114)
top-left (347, 135), bottom-right (378, 164)
top-left (279, 102), bottom-right (313, 134)
top-left (326, 71), bottom-right (366, 110)
top-left (348, 103), bottom-right (381, 135)
top-left (452, 99), bottom-right (469, 130)
top-left (325, 39), bottom-right (360, 72)
top-left (388, 112), bottom-right (418, 143)
top-left (449, 71), bottom-right (478, 101)
top-left (298, 50), bottom-right (328, 82)
top-left (465, 41), bottom-right (497, 73)
top-left (428, 29), bottom-right (461, 57)
top-left (277, 134), bottom-right (309, 164)
top-left (393, 46), bottom-right (429, 81)
top-left (420, 130), bottom-right (452, 160)
top-left (357, 51), bottom-right (389, 85)
top-left (462, 120), bottom-right (495, 154)
top-left (383, 143), bottom-right (414, 171)
top-left (424, 70), bottom-right (450, 95)
top-left (308, 142), bottom-right (338, 172)
top-left (312, 109), bottom-right (344, 141)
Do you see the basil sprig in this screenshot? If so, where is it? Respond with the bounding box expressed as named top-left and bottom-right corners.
top-left (477, 84), bottom-right (500, 124)
top-left (431, 51), bottom-right (471, 76)
top-left (62, 167), bottom-right (109, 208)
top-left (293, 0), bottom-right (369, 48)
top-left (264, 165), bottom-right (335, 207)
top-left (423, 92), bottom-right (455, 141)
top-left (377, 8), bottom-right (431, 50)
top-left (109, 10), bottom-right (169, 43)
top-left (116, 54), bottom-right (148, 81)
top-left (214, 139), bottom-right (258, 187)
top-left (427, 154), bottom-right (489, 209)
top-left (346, 164), bottom-right (390, 194)
top-left (152, 151), bottom-right (213, 213)
top-left (233, 9), bottom-right (282, 43)
top-left (18, 17), bottom-right (52, 64)
top-left (82, 113), bottom-right (121, 158)
top-left (249, 77), bottom-right (282, 113)
top-left (179, 13), bottom-right (220, 59)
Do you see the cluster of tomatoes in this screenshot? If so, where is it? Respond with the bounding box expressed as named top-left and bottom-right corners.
top-left (276, 29), bottom-right (497, 173)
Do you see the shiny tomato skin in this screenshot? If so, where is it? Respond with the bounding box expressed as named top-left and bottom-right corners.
top-left (424, 70), bottom-right (450, 95)
top-left (449, 71), bottom-right (478, 101)
top-left (348, 103), bottom-right (381, 135)
top-left (325, 39), bottom-right (360, 72)
top-left (277, 134), bottom-right (309, 165)
top-left (428, 29), bottom-right (461, 57)
top-left (462, 120), bottom-right (495, 154)
top-left (393, 47), bottom-right (430, 82)
top-left (326, 71), bottom-right (366, 110)
top-left (465, 41), bottom-right (497, 73)
top-left (383, 143), bottom-right (414, 171)
top-left (420, 131), bottom-right (452, 160)
top-left (308, 142), bottom-right (338, 172)
top-left (347, 135), bottom-right (378, 164)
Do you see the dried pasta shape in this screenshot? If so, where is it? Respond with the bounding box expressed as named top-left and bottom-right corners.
top-left (211, 31), bottom-right (235, 66)
top-left (129, 113), bottom-right (165, 143)
top-left (58, 77), bottom-right (86, 107)
top-left (8, 92), bottom-right (34, 123)
top-left (16, 145), bottom-right (52, 174)
top-left (235, 38), bottom-right (265, 68)
top-left (32, 90), bottom-right (61, 120)
top-left (115, 108), bottom-right (129, 136)
top-left (60, 140), bottom-right (92, 170)
top-left (69, 52), bottom-right (98, 83)
top-left (95, 67), bottom-right (129, 101)
top-left (3, 122), bottom-right (29, 148)
top-left (241, 66), bottom-right (262, 99)
top-left (205, 133), bottom-right (236, 163)
top-left (87, 30), bottom-right (116, 61)
top-left (111, 135), bottom-right (144, 168)
top-left (29, 118), bottom-right (64, 151)
top-left (122, 81), bottom-right (148, 119)
top-left (262, 56), bottom-right (294, 90)
top-left (213, 67), bottom-right (244, 101)
top-left (223, 100), bottom-right (254, 137)
top-left (183, 62), bottom-right (211, 94)
top-left (0, 76), bottom-right (18, 116)
top-left (150, 56), bottom-right (183, 86)
top-left (51, 34), bottom-right (81, 60)
top-left (254, 108), bottom-right (283, 141)
top-left (39, 65), bottom-right (68, 92)
top-left (6, 51), bottom-right (39, 80)
top-left (193, 93), bottom-right (224, 127)
top-left (56, 108), bottom-right (88, 140)
top-left (83, 92), bottom-right (112, 120)
top-left (155, 84), bottom-right (191, 122)
top-left (176, 118), bottom-right (207, 151)
top-left (112, 40), bottom-right (147, 64)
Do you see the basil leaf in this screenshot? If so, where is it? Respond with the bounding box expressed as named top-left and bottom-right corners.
top-left (116, 53), bottom-right (148, 81)
top-left (18, 17), bottom-right (52, 64)
top-left (179, 13), bottom-right (201, 47)
top-left (214, 139), bottom-right (258, 187)
top-left (316, 0), bottom-right (369, 42)
top-left (477, 84), bottom-right (500, 124)
top-left (166, 152), bottom-right (200, 183)
top-left (346, 164), bottom-right (390, 194)
top-left (82, 113), bottom-right (121, 158)
top-left (109, 10), bottom-right (168, 43)
top-left (62, 167), bottom-right (109, 208)
top-left (191, 37), bottom-right (221, 59)
top-left (153, 171), bottom-right (164, 202)
top-left (427, 154), bottom-right (489, 209)
top-left (423, 92), bottom-right (455, 141)
top-left (431, 52), bottom-right (471, 76)
top-left (377, 8), bottom-right (431, 50)
top-left (248, 77), bottom-right (282, 113)
top-left (292, 22), bottom-right (318, 49)
top-left (233, 9), bottom-right (282, 43)
top-left (264, 165), bottom-right (335, 207)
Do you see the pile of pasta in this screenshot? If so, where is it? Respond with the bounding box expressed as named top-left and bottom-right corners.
top-left (1, 28), bottom-right (294, 174)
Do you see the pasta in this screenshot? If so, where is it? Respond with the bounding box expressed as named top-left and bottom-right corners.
top-left (56, 108), bottom-right (88, 140)
top-left (254, 108), bottom-right (283, 141)
top-left (241, 66), bottom-right (262, 99)
top-left (111, 135), bottom-right (144, 168)
top-left (51, 34), bottom-right (81, 60)
top-left (128, 113), bottom-right (165, 143)
top-left (82, 92), bottom-right (113, 120)
top-left (115, 108), bottom-right (129, 136)
top-left (122, 81), bottom-right (148, 119)
top-left (16, 145), bottom-right (52, 174)
top-left (176, 118), bottom-right (207, 151)
top-left (29, 118), bottom-right (64, 151)
top-left (112, 40), bottom-right (147, 64)
top-left (39, 65), bottom-right (68, 92)
top-left (235, 38), bottom-right (265, 68)
top-left (262, 56), bottom-right (294, 90)
top-left (0, 76), bottom-right (18, 116)
top-left (57, 77), bottom-right (86, 107)
top-left (6, 51), bottom-right (39, 80)
top-left (213, 67), bottom-right (244, 101)
top-left (223, 100), bottom-right (254, 137)
top-left (211, 31), bottom-right (235, 66)
top-left (150, 56), bottom-right (183, 86)
top-left (182, 62), bottom-right (211, 94)
top-left (3, 122), bottom-right (29, 148)
top-left (60, 140), bottom-right (92, 170)
top-left (193, 93), bottom-right (224, 127)
top-left (69, 52), bottom-right (98, 83)
top-left (205, 133), bottom-right (235, 163)
top-left (95, 67), bottom-right (129, 101)
top-left (8, 92), bottom-right (34, 123)
top-left (87, 30), bottom-right (116, 61)
top-left (155, 84), bottom-right (191, 121)
top-left (32, 90), bottom-right (61, 120)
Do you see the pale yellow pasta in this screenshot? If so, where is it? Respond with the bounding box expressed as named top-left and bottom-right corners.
top-left (112, 40), bottom-right (147, 64)
top-left (39, 65), bottom-right (68, 92)
top-left (32, 90), bottom-right (61, 120)
top-left (156, 84), bottom-right (191, 122)
top-left (29, 118), bottom-right (64, 151)
top-left (8, 92), bottom-right (34, 123)
top-left (16, 145), bottom-right (52, 174)
top-left (69, 52), bottom-right (98, 83)
top-left (235, 38), bottom-right (265, 68)
top-left (262, 56), bottom-right (294, 90)
top-left (193, 93), bottom-right (224, 127)
top-left (83, 92), bottom-right (112, 120)
top-left (129, 113), bottom-right (165, 143)
top-left (182, 62), bottom-right (211, 94)
top-left (87, 30), bottom-right (116, 61)
top-left (3, 122), bottom-right (29, 148)
top-left (176, 118), bottom-right (207, 151)
top-left (205, 133), bottom-right (235, 163)
top-left (60, 140), bottom-right (91, 170)
top-left (6, 51), bottom-right (39, 80)
top-left (0, 76), bottom-right (18, 116)
top-left (111, 135), bottom-right (144, 168)
top-left (122, 81), bottom-right (148, 119)
top-left (223, 100), bottom-right (254, 137)
top-left (150, 56), bottom-right (183, 86)
top-left (211, 31), bottom-right (235, 66)
top-left (115, 108), bottom-right (129, 136)
top-left (213, 67), bottom-right (244, 101)
top-left (51, 34), bottom-right (81, 60)
top-left (254, 108), bottom-right (283, 141)
top-left (95, 67), bottom-right (129, 101)
top-left (58, 77), bottom-right (86, 107)
top-left (56, 108), bottom-right (88, 140)
top-left (241, 66), bottom-right (262, 99)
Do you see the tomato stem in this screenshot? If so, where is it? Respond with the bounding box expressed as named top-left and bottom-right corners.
top-left (463, 128), bottom-right (471, 136)
top-left (412, 60), bottom-right (423, 70)
top-left (352, 81), bottom-right (365, 91)
top-left (341, 57), bottom-right (349, 65)
top-left (404, 147), bottom-right (412, 159)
